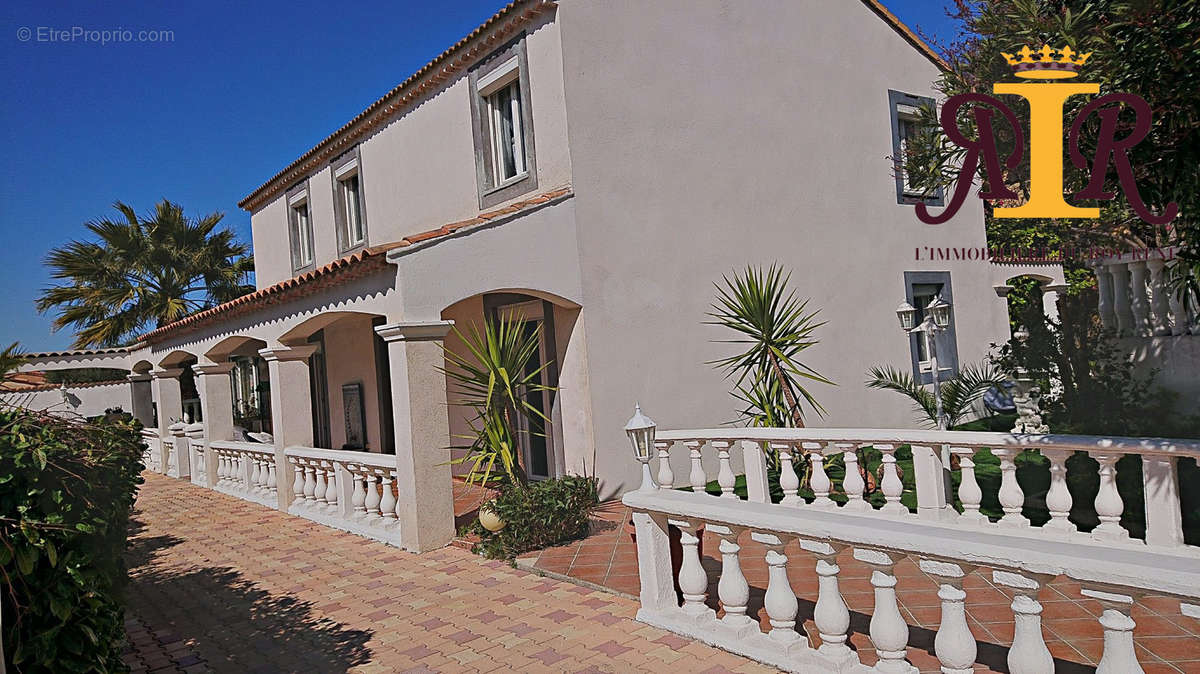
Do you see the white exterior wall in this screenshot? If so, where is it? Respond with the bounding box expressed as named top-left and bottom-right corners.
top-left (322, 313), bottom-right (384, 452)
top-left (249, 11), bottom-right (572, 290)
top-left (557, 0), bottom-right (1011, 494)
top-left (1, 382), bottom-right (131, 419)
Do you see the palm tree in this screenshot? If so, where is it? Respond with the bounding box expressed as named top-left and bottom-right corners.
top-left (439, 312), bottom-right (554, 487)
top-left (0, 342), bottom-right (27, 378)
top-left (36, 201), bottom-right (254, 348)
top-left (866, 361), bottom-right (1008, 429)
top-left (708, 264), bottom-right (833, 427)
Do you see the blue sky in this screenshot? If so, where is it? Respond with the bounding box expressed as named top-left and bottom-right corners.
top-left (0, 1), bottom-right (960, 351)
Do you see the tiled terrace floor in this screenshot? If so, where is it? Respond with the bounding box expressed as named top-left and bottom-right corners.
top-left (517, 503), bottom-right (1200, 674)
top-left (123, 472), bottom-right (772, 673)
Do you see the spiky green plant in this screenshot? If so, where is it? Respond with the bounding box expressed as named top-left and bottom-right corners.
top-left (866, 361), bottom-right (1008, 429)
top-left (440, 313), bottom-right (554, 487)
top-left (0, 342), bottom-right (27, 379)
top-left (708, 264), bottom-right (833, 427)
top-left (36, 201), bottom-right (254, 348)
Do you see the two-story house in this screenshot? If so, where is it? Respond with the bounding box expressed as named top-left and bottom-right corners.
top-left (17, 0), bottom-right (1063, 551)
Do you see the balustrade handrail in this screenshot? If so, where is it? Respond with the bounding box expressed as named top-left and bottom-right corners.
top-left (209, 440), bottom-right (274, 454)
top-left (655, 427), bottom-right (1200, 458)
top-left (283, 445), bottom-right (397, 468)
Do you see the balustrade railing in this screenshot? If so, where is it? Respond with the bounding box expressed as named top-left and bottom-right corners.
top-left (209, 440), bottom-right (278, 508)
top-left (283, 446), bottom-right (404, 548)
top-left (141, 429), bottom-right (162, 473)
top-left (1089, 247), bottom-right (1197, 337)
top-left (625, 427), bottom-right (1200, 673)
top-left (185, 423), bottom-right (206, 487)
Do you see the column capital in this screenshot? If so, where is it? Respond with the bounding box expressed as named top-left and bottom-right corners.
top-left (258, 344), bottom-right (318, 362)
top-left (192, 362), bottom-right (235, 376)
top-left (1145, 257), bottom-right (1167, 272)
top-left (127, 373), bottom-right (153, 383)
top-left (375, 319), bottom-right (455, 343)
top-left (1042, 283), bottom-right (1069, 293)
top-left (151, 368), bottom-right (185, 380)
top-left (1106, 262), bottom-right (1129, 273)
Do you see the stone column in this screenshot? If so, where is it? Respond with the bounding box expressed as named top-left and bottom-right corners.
top-left (1128, 261), bottom-right (1151, 336)
top-left (1092, 261), bottom-right (1116, 331)
top-left (259, 345), bottom-right (318, 511)
top-left (194, 362), bottom-right (235, 488)
top-left (151, 368), bottom-right (184, 472)
top-left (127, 373), bottom-right (154, 428)
top-left (375, 320), bottom-right (456, 553)
top-left (1145, 259), bottom-right (1171, 336)
top-left (1107, 263), bottom-right (1133, 336)
top-left (1041, 283), bottom-right (1068, 326)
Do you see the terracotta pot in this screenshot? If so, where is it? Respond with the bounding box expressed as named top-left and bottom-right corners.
top-left (625, 519), bottom-right (703, 598)
top-left (478, 503), bottom-right (506, 532)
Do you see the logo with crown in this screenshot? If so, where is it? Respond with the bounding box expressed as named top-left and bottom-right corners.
top-left (1001, 44), bottom-right (1092, 80)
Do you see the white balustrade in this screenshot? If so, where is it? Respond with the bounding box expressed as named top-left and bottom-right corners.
top-left (625, 425), bottom-right (1200, 673)
top-left (1092, 248), bottom-right (1195, 338)
top-left (140, 429), bottom-right (163, 473)
top-left (209, 441), bottom-right (278, 508)
top-left (283, 446), bottom-right (405, 547)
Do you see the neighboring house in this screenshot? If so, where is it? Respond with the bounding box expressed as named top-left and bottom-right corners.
top-left (2, 350), bottom-right (132, 417)
top-left (20, 1), bottom-right (1062, 539)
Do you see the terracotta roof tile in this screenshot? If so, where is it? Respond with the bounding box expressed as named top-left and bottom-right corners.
top-left (144, 186), bottom-right (572, 344)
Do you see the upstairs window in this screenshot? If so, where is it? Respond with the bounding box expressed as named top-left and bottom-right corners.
top-left (288, 189), bottom-right (314, 271)
top-left (332, 153), bottom-right (367, 252)
top-left (888, 90), bottom-right (943, 206)
top-left (470, 36), bottom-right (537, 209)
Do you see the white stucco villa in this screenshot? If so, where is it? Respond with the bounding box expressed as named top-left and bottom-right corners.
top-left (9, 0), bottom-right (1065, 550)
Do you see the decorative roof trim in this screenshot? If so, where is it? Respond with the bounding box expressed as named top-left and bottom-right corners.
top-left (860, 0), bottom-right (950, 72)
top-left (145, 186), bottom-right (572, 344)
top-left (238, 0), bottom-right (556, 213)
top-left (23, 347), bottom-right (129, 359)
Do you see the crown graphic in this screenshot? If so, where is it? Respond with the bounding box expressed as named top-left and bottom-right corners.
top-left (1001, 44), bottom-right (1092, 79)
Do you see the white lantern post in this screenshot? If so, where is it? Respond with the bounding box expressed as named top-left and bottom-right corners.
top-left (897, 295), bottom-right (953, 430)
top-left (625, 404), bottom-right (658, 492)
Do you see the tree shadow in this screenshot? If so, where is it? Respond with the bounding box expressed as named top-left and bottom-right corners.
top-left (124, 516), bottom-right (183, 568)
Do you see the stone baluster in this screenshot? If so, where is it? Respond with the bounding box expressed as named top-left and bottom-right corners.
top-left (351, 469), bottom-right (367, 514)
top-left (687, 441), bottom-right (707, 494)
top-left (216, 453), bottom-right (226, 483)
top-left (919, 560), bottom-right (976, 674)
top-left (878, 445), bottom-right (906, 515)
top-left (363, 472), bottom-right (381, 518)
top-left (1108, 263), bottom-right (1133, 336)
top-left (1167, 261), bottom-right (1186, 335)
top-left (1146, 258), bottom-right (1171, 335)
top-left (774, 442), bottom-right (801, 505)
top-left (809, 443), bottom-right (833, 508)
top-left (855, 548), bottom-right (914, 673)
top-left (800, 540), bottom-right (852, 663)
top-left (1042, 449), bottom-right (1075, 532)
top-left (1094, 261), bottom-right (1116, 331)
top-left (993, 571), bottom-right (1053, 674)
top-left (253, 458), bottom-right (265, 493)
top-left (714, 441), bottom-right (736, 498)
top-left (1128, 260), bottom-right (1151, 336)
top-left (313, 464), bottom-right (327, 504)
top-left (843, 447), bottom-right (870, 512)
top-left (710, 525), bottom-right (753, 631)
top-left (753, 533), bottom-right (801, 645)
top-left (1081, 588), bottom-right (1144, 674)
top-left (266, 460), bottom-right (277, 496)
top-left (1089, 452), bottom-right (1129, 542)
top-left (379, 472), bottom-right (397, 520)
top-left (324, 462), bottom-right (338, 508)
top-left (676, 520), bottom-right (712, 618)
top-left (1143, 455), bottom-right (1185, 548)
top-left (655, 441), bottom-right (674, 489)
top-left (291, 463), bottom-right (305, 504)
top-left (951, 448), bottom-right (984, 523)
top-left (303, 463), bottom-right (317, 502)
top-left (992, 448), bottom-right (1028, 526)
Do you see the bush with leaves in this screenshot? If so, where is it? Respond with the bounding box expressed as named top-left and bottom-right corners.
top-left (0, 408), bottom-right (144, 671)
top-left (466, 476), bottom-right (598, 561)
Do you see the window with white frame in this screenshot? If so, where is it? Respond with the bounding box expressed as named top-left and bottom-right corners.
top-left (288, 192), bottom-right (314, 270)
top-left (888, 90), bottom-right (943, 206)
top-left (470, 37), bottom-right (537, 209)
top-left (333, 157), bottom-right (366, 251)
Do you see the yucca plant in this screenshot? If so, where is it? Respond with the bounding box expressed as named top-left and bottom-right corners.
top-left (708, 264), bottom-right (833, 428)
top-left (866, 361), bottom-right (1008, 429)
top-left (439, 313), bottom-right (554, 488)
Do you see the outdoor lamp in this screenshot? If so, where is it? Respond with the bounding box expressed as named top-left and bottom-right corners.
top-left (59, 382), bottom-right (70, 403)
top-left (895, 301), bottom-right (918, 332)
top-left (927, 295), bottom-right (952, 329)
top-left (624, 403), bottom-right (658, 492)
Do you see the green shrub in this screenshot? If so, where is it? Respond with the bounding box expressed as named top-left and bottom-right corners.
top-left (468, 475), bottom-right (598, 561)
top-left (0, 408), bottom-right (144, 672)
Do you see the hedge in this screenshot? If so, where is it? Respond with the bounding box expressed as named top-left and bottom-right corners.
top-left (469, 475), bottom-right (599, 561)
top-left (0, 408), bottom-right (144, 672)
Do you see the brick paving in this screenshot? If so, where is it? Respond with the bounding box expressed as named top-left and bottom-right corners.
top-left (122, 472), bottom-right (774, 673)
top-left (518, 504), bottom-right (1200, 674)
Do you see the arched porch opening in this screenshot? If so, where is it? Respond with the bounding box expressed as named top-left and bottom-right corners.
top-left (440, 289), bottom-right (592, 483)
top-left (204, 336), bottom-right (271, 437)
top-left (280, 311), bottom-right (393, 453)
top-left (157, 350), bottom-right (201, 424)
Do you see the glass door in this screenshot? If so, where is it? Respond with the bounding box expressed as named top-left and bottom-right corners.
top-left (496, 300), bottom-right (554, 480)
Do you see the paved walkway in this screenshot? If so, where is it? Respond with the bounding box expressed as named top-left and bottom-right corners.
top-left (518, 505), bottom-right (1200, 674)
top-left (122, 472), bottom-right (772, 673)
